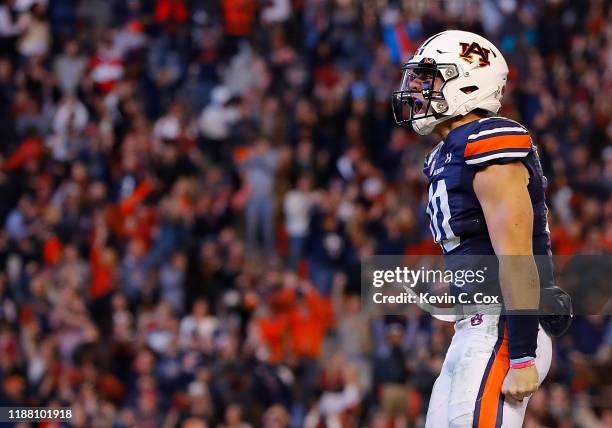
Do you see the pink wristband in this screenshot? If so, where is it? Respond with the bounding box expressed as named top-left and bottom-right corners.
top-left (510, 359), bottom-right (536, 369)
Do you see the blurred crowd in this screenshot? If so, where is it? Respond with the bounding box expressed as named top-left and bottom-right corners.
top-left (0, 0), bottom-right (611, 427)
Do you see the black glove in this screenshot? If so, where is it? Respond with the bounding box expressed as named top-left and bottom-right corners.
top-left (539, 286), bottom-right (573, 337)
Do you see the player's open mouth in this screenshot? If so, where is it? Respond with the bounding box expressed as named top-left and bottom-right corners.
top-left (413, 98), bottom-right (425, 115)
top-left (407, 95), bottom-right (428, 117)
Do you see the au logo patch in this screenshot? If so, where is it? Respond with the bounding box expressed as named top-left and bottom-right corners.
top-left (459, 42), bottom-right (491, 67)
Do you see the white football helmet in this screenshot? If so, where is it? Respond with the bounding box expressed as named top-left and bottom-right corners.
top-left (392, 30), bottom-right (509, 135)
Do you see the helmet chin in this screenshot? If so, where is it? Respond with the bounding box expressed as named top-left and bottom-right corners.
top-left (411, 117), bottom-right (436, 135)
top-left (411, 114), bottom-right (450, 136)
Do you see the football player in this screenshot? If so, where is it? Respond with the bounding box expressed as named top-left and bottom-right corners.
top-left (392, 30), bottom-right (571, 427)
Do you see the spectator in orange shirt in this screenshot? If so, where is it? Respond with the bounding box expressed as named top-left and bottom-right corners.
top-left (289, 283), bottom-right (329, 360)
top-left (222, 0), bottom-right (258, 58)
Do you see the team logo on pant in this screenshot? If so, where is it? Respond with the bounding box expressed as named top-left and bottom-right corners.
top-left (459, 42), bottom-right (491, 66)
top-left (470, 314), bottom-right (484, 326)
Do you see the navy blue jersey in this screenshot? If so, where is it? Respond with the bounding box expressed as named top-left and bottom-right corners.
top-left (423, 116), bottom-right (551, 256)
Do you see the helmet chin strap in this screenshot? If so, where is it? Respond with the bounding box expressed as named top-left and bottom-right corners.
top-left (411, 113), bottom-right (456, 136)
top-left (411, 117), bottom-right (436, 135)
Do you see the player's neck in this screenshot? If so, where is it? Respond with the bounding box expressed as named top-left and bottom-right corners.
top-left (435, 112), bottom-right (485, 140)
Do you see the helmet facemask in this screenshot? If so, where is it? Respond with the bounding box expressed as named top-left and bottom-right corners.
top-left (392, 60), bottom-right (460, 135)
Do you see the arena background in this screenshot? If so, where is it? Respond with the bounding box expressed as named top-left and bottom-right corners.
top-left (0, 0), bottom-right (610, 427)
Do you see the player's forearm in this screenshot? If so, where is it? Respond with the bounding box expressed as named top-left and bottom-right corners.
top-left (499, 255), bottom-right (541, 364)
top-left (498, 255), bottom-right (540, 310)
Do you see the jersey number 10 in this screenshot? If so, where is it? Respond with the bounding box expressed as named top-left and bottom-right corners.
top-left (427, 180), bottom-right (460, 252)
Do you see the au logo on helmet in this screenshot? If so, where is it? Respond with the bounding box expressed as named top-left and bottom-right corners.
top-left (459, 42), bottom-right (491, 67)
